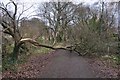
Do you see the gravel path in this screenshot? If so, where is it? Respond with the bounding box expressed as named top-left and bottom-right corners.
top-left (37, 50), bottom-right (98, 78)
top-left (3, 49), bottom-right (109, 78)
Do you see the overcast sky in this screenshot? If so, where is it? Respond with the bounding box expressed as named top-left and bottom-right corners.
top-left (0, 0), bottom-right (97, 18)
top-left (1, 0), bottom-right (119, 3)
top-left (0, 0), bottom-right (119, 19)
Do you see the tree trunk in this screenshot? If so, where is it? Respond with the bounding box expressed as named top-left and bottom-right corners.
top-left (12, 42), bottom-right (21, 62)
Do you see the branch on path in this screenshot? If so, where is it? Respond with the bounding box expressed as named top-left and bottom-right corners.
top-left (20, 38), bottom-right (83, 56)
top-left (20, 38), bottom-right (67, 50)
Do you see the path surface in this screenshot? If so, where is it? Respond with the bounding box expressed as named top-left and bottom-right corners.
top-left (38, 50), bottom-right (97, 78)
top-left (3, 49), bottom-right (118, 78)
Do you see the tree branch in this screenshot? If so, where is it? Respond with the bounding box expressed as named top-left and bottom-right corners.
top-left (0, 7), bottom-right (13, 20)
top-left (19, 38), bottom-right (83, 56)
top-left (1, 22), bottom-right (14, 38)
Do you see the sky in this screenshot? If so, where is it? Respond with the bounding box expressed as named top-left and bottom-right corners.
top-left (0, 0), bottom-right (98, 19)
top-left (1, 0), bottom-right (120, 4)
top-left (0, 0), bottom-right (119, 19)
top-left (1, 0), bottom-right (99, 4)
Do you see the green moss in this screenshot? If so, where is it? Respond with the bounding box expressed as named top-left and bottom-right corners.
top-left (2, 56), bottom-right (18, 72)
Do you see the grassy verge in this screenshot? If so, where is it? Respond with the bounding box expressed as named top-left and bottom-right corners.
top-left (3, 48), bottom-right (53, 72)
top-left (101, 54), bottom-right (119, 68)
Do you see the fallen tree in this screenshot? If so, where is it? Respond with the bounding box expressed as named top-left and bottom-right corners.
top-left (0, 0), bottom-right (83, 63)
top-left (20, 38), bottom-right (83, 56)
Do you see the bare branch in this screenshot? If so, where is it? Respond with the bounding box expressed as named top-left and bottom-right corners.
top-left (17, 4), bottom-right (33, 22)
top-left (11, 0), bottom-right (17, 19)
top-left (2, 22), bottom-right (14, 38)
top-left (0, 6), bottom-right (13, 20)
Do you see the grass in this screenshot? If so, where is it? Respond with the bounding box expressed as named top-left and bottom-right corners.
top-left (101, 54), bottom-right (120, 68)
top-left (35, 47), bottom-right (53, 54)
top-left (2, 56), bottom-right (18, 72)
top-left (2, 40), bottom-right (54, 72)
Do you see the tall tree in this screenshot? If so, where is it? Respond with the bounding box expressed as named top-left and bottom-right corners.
top-left (38, 1), bottom-right (76, 44)
top-left (0, 0), bottom-right (74, 62)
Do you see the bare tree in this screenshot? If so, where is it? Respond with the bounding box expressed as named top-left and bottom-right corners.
top-left (38, 1), bottom-right (76, 44)
top-left (0, 0), bottom-right (74, 62)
